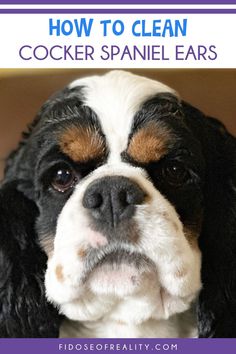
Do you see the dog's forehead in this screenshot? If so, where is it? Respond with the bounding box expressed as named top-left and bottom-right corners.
top-left (69, 71), bottom-right (177, 159)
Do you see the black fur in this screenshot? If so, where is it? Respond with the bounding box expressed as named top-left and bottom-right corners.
top-left (0, 182), bottom-right (61, 337)
top-left (1, 82), bottom-right (236, 338)
top-left (182, 103), bottom-right (236, 337)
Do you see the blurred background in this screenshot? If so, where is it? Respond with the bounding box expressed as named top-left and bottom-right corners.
top-left (0, 69), bottom-right (235, 180)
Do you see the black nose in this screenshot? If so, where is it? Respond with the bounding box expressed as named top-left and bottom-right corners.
top-left (82, 176), bottom-right (145, 228)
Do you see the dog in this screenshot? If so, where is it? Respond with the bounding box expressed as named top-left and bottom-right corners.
top-left (1, 70), bottom-right (236, 337)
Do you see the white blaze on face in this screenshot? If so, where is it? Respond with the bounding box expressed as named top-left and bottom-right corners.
top-left (45, 71), bottom-right (201, 327)
top-left (45, 165), bottom-right (201, 324)
top-left (69, 70), bottom-right (176, 162)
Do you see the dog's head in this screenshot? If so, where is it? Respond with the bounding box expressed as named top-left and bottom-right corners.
top-left (5, 71), bottom-right (236, 337)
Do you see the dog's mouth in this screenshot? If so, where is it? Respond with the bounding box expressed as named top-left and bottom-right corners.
top-left (82, 246), bottom-right (157, 296)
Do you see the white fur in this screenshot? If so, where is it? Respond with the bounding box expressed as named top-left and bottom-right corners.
top-left (45, 71), bottom-right (201, 338)
top-left (70, 71), bottom-right (176, 163)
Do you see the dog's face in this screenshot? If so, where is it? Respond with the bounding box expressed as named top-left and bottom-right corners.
top-left (28, 71), bottom-right (204, 324)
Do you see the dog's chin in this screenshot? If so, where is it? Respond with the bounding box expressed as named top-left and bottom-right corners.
top-left (84, 250), bottom-right (157, 297)
top-left (58, 249), bottom-right (163, 324)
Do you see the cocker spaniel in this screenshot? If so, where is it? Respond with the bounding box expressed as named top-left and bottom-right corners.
top-left (1, 71), bottom-right (236, 338)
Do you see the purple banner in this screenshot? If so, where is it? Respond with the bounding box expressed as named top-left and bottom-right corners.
top-left (0, 339), bottom-right (236, 354)
top-left (0, 0), bottom-right (236, 4)
top-left (0, 9), bottom-right (236, 13)
top-left (0, 7), bottom-right (235, 14)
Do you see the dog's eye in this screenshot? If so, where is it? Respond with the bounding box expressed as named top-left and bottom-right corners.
top-left (51, 167), bottom-right (77, 192)
top-left (162, 162), bottom-right (190, 186)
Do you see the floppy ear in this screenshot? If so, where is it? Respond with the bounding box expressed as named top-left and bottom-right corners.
top-left (0, 90), bottom-right (74, 337)
top-left (0, 181), bottom-right (61, 337)
top-left (183, 103), bottom-right (236, 337)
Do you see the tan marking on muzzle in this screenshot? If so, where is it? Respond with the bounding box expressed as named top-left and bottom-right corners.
top-left (39, 234), bottom-right (54, 259)
top-left (174, 267), bottom-right (188, 278)
top-left (183, 212), bottom-right (202, 249)
top-left (183, 226), bottom-right (200, 249)
top-left (59, 125), bottom-right (106, 163)
top-left (55, 264), bottom-right (64, 282)
top-left (77, 247), bottom-right (87, 258)
top-left (127, 122), bottom-right (170, 164)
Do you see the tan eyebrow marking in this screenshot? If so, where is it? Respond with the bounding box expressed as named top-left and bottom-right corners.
top-left (59, 125), bottom-right (106, 163)
top-left (127, 122), bottom-right (171, 164)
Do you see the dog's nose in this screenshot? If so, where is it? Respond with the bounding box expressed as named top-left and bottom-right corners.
top-left (82, 176), bottom-right (145, 228)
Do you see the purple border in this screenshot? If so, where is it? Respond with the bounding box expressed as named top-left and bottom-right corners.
top-left (0, 0), bottom-right (236, 4)
top-left (0, 8), bottom-right (235, 13)
top-left (0, 5), bottom-right (235, 354)
top-left (1, 0), bottom-right (235, 13)
top-left (1, 339), bottom-right (236, 354)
